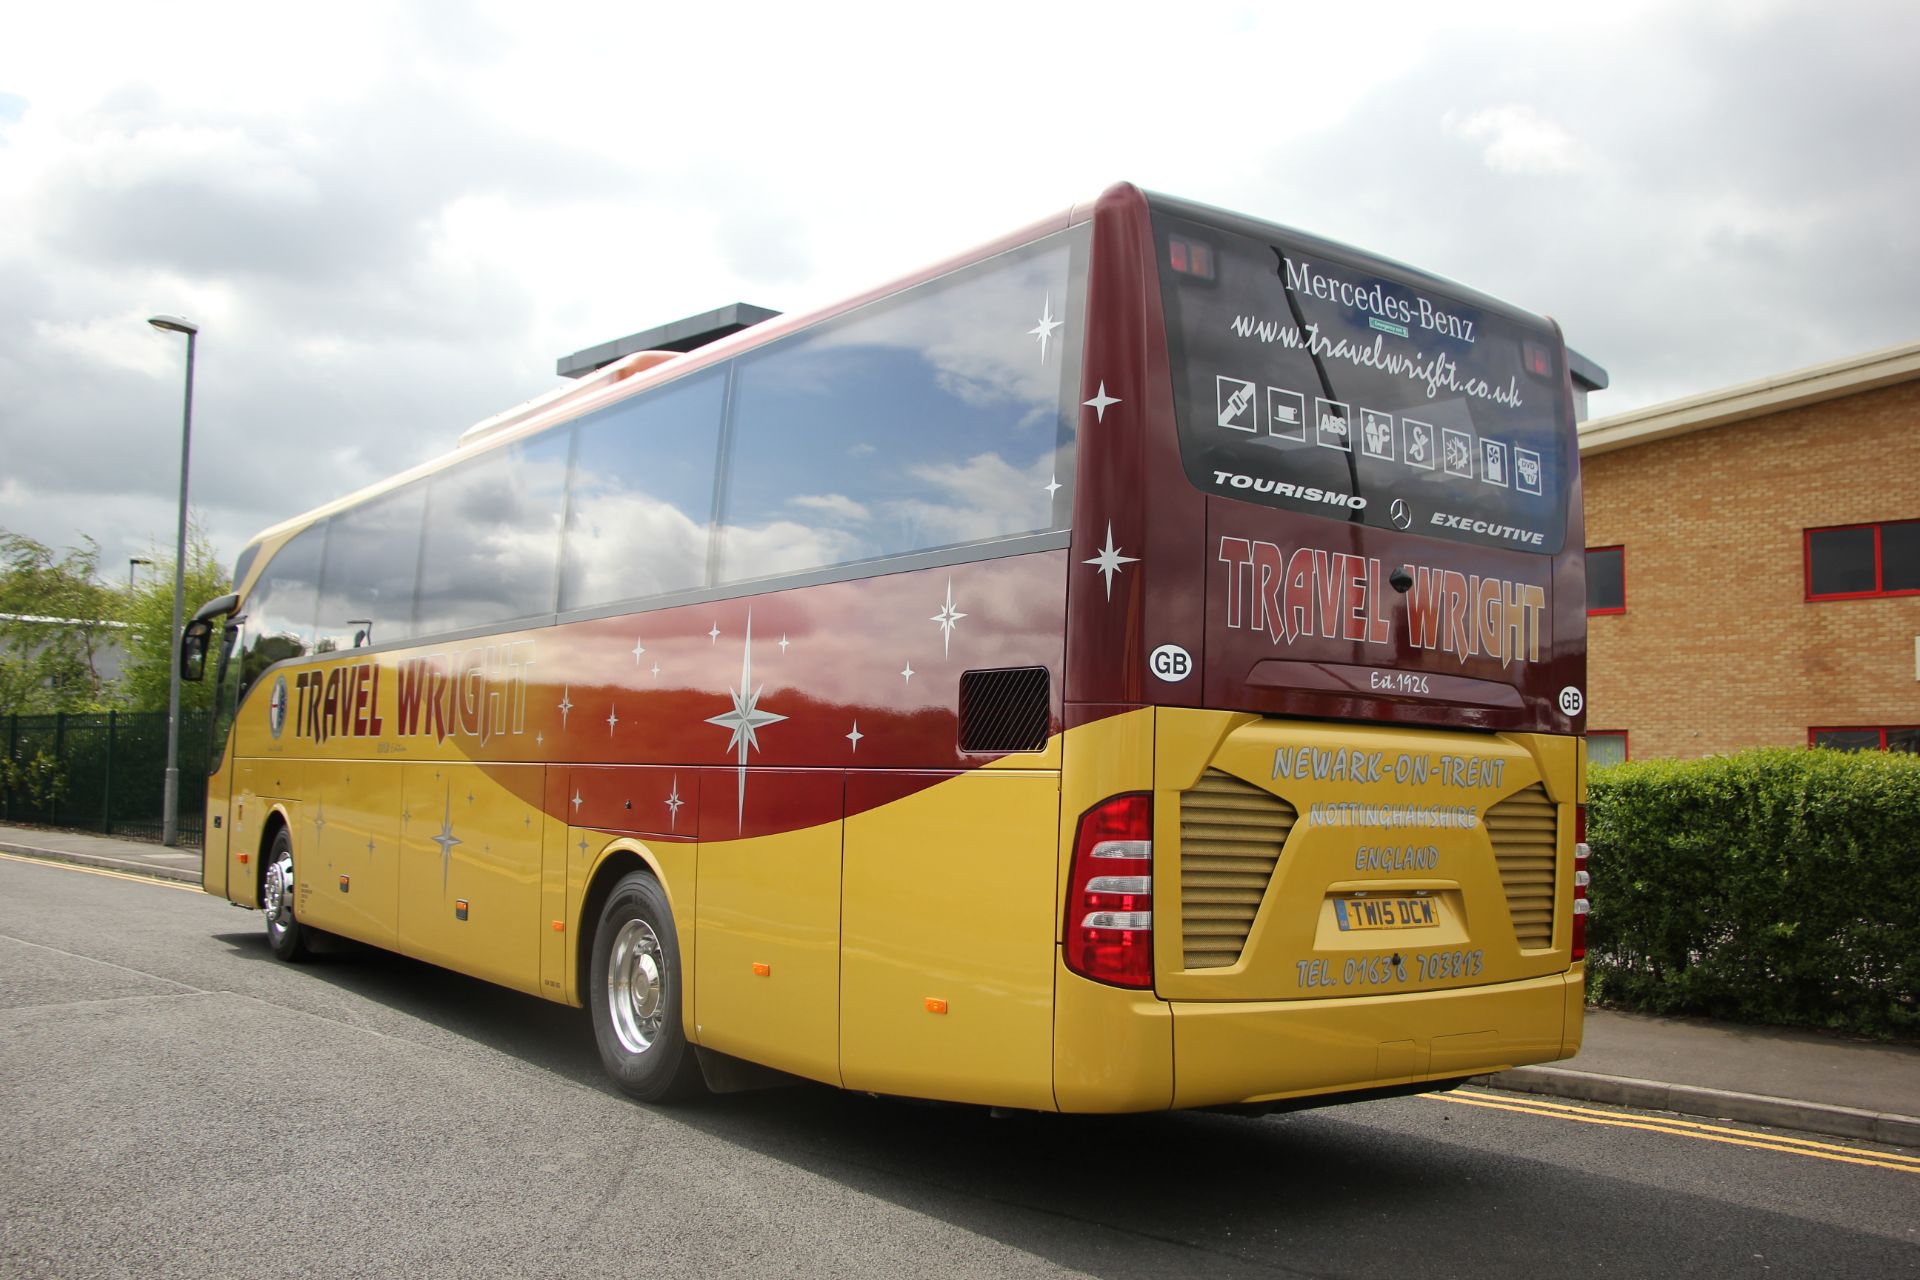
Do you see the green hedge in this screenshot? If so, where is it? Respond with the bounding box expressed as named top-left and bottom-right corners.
top-left (1585, 748), bottom-right (1920, 1038)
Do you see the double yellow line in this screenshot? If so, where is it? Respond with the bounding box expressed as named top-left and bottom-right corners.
top-left (1433, 1088), bottom-right (1920, 1174)
top-left (0, 850), bottom-right (201, 892)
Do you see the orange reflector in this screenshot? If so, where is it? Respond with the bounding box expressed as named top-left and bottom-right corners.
top-left (751, 962), bottom-right (771, 977)
top-left (237, 853), bottom-right (250, 864)
top-left (925, 997), bottom-right (948, 1015)
top-left (551, 920), bottom-right (565, 932)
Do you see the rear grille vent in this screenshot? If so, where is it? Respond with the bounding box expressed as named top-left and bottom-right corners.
top-left (1485, 783), bottom-right (1558, 949)
top-left (957, 667), bottom-right (1050, 754)
top-left (1178, 770), bottom-right (1296, 969)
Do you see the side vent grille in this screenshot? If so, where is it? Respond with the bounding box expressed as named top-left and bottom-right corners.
top-left (1179, 770), bottom-right (1296, 969)
top-left (957, 667), bottom-right (1050, 754)
top-left (1486, 783), bottom-right (1558, 949)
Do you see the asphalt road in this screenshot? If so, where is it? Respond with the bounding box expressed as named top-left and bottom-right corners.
top-left (2, 854), bottom-right (1914, 1280)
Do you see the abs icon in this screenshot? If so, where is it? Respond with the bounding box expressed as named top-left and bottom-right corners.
top-left (1150, 645), bottom-right (1193, 682)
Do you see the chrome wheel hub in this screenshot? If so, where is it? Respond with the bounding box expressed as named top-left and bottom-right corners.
top-left (608, 918), bottom-right (666, 1055)
top-left (264, 850), bottom-right (293, 934)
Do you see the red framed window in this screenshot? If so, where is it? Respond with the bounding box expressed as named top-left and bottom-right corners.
top-left (1809, 727), bottom-right (1919, 753)
top-left (1587, 730), bottom-right (1629, 766)
top-left (1586, 545), bottom-right (1625, 614)
top-left (1804, 520), bottom-right (1920, 600)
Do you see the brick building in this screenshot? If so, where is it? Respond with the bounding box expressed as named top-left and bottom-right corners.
top-left (1577, 341), bottom-right (1920, 762)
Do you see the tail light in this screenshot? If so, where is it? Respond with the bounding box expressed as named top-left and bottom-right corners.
top-left (1571, 804), bottom-right (1590, 961)
top-left (1064, 793), bottom-right (1153, 989)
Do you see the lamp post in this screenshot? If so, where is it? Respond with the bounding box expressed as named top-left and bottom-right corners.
top-left (128, 557), bottom-right (153, 593)
top-left (149, 314), bottom-right (198, 848)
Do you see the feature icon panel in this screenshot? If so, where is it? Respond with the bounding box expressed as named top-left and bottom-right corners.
top-left (1403, 418), bottom-right (1436, 470)
top-left (1216, 376), bottom-right (1257, 431)
top-left (1442, 426), bottom-right (1475, 478)
top-left (1315, 398), bottom-right (1352, 451)
top-left (1266, 387), bottom-right (1306, 440)
top-left (1514, 446), bottom-right (1543, 496)
top-left (1360, 408), bottom-right (1395, 461)
top-left (1481, 439), bottom-right (1509, 488)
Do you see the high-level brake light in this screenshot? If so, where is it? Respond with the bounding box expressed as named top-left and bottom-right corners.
top-left (1064, 793), bottom-right (1154, 988)
top-left (1167, 237), bottom-right (1215, 280)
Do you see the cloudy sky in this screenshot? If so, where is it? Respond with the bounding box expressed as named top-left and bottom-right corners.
top-left (2, 0), bottom-right (1915, 579)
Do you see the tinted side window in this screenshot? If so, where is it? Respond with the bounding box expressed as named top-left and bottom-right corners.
top-left (560, 369), bottom-right (725, 611)
top-left (716, 231), bottom-right (1083, 583)
top-left (415, 432), bottom-right (570, 635)
top-left (209, 616), bottom-right (244, 770)
top-left (315, 480), bottom-right (426, 650)
top-left (245, 522), bottom-right (325, 674)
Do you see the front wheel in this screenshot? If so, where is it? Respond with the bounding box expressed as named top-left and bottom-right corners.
top-left (589, 871), bottom-right (703, 1102)
top-left (261, 827), bottom-right (312, 961)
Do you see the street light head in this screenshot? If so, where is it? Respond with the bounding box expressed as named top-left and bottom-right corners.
top-left (148, 314), bottom-right (199, 336)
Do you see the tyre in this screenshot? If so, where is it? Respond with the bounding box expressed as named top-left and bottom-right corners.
top-left (261, 826), bottom-right (312, 962)
top-left (589, 871), bottom-right (703, 1102)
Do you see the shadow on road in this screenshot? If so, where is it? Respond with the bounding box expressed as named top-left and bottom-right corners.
top-left (204, 927), bottom-right (1910, 1280)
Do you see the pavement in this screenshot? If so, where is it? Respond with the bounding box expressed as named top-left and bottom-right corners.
top-left (4, 820), bottom-right (1915, 1148)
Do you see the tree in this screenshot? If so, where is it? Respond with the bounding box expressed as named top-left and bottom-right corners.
top-left (117, 527), bottom-right (230, 714)
top-left (0, 531), bottom-right (122, 713)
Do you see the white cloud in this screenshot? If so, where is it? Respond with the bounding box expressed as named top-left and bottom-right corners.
top-left (789, 494), bottom-right (872, 523)
top-left (1443, 105), bottom-right (1586, 175)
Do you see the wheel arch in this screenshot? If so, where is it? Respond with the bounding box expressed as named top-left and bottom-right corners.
top-left (575, 839), bottom-right (691, 1019)
top-left (253, 804), bottom-right (294, 906)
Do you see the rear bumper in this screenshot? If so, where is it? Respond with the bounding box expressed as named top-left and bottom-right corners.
top-left (1168, 969), bottom-right (1581, 1110)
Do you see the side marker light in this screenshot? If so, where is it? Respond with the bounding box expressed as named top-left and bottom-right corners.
top-left (925, 997), bottom-right (948, 1015)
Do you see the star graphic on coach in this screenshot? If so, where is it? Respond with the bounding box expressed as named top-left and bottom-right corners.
top-left (430, 788), bottom-right (462, 892)
top-left (930, 576), bottom-right (966, 658)
top-left (704, 611), bottom-right (786, 830)
top-left (1083, 382), bottom-right (1121, 422)
top-left (1029, 294), bottom-right (1062, 363)
top-left (1084, 521), bottom-right (1140, 601)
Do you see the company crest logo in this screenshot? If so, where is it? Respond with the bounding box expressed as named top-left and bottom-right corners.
top-left (268, 676), bottom-right (289, 740)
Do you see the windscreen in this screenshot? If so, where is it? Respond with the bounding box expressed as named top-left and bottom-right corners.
top-left (1155, 206), bottom-right (1572, 555)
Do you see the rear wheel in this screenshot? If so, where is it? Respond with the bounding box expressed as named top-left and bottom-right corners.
top-left (589, 871), bottom-right (703, 1102)
top-left (261, 827), bottom-right (311, 961)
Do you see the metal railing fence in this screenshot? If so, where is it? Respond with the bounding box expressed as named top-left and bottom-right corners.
top-left (1, 710), bottom-right (208, 846)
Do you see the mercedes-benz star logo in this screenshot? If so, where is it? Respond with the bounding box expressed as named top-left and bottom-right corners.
top-left (1389, 498), bottom-right (1413, 531)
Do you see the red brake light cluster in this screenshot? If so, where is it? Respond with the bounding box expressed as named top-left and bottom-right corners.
top-left (1572, 805), bottom-right (1590, 961)
top-left (1167, 237), bottom-right (1215, 280)
top-left (1064, 793), bottom-right (1153, 989)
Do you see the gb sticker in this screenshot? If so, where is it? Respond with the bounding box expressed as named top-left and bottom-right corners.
top-left (1150, 645), bottom-right (1193, 682)
top-left (1558, 686), bottom-right (1584, 717)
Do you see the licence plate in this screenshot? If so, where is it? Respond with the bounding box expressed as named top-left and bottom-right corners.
top-left (1335, 896), bottom-right (1439, 931)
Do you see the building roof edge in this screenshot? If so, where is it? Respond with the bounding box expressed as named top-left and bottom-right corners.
top-left (1577, 338), bottom-right (1920, 457)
